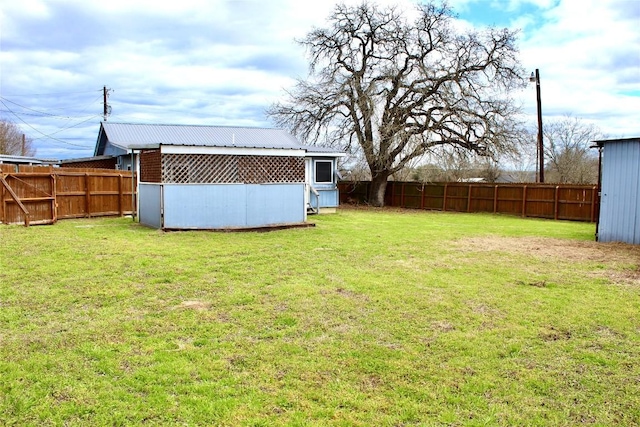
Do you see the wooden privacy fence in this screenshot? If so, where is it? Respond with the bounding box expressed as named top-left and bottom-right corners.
top-left (0, 165), bottom-right (136, 226)
top-left (339, 181), bottom-right (599, 222)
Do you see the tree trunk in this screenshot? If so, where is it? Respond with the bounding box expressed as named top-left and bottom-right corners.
top-left (368, 171), bottom-right (390, 207)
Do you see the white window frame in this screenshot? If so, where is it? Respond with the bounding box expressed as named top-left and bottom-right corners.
top-left (314, 160), bottom-right (333, 184)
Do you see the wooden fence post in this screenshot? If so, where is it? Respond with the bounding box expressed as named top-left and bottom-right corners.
top-left (591, 186), bottom-right (597, 223)
top-left (522, 185), bottom-right (528, 218)
top-left (84, 173), bottom-right (91, 218)
top-left (493, 185), bottom-right (498, 213)
top-left (467, 185), bottom-right (473, 212)
top-left (1, 175), bottom-right (4, 223)
top-left (443, 183), bottom-right (448, 211)
top-left (118, 174), bottom-right (124, 216)
top-left (51, 173), bottom-right (57, 223)
top-left (554, 186), bottom-right (560, 220)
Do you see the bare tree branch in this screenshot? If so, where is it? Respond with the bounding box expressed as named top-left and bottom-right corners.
top-left (0, 119), bottom-right (36, 156)
top-left (268, 1), bottom-right (524, 206)
top-left (544, 116), bottom-right (603, 184)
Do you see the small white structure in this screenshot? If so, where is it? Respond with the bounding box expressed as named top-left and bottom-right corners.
top-left (94, 123), bottom-right (345, 230)
top-left (595, 137), bottom-right (640, 244)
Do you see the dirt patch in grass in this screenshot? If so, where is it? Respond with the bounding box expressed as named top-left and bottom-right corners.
top-left (458, 236), bottom-right (637, 263)
top-left (175, 300), bottom-right (212, 311)
top-left (539, 325), bottom-right (573, 341)
top-left (431, 320), bottom-right (455, 332)
top-left (456, 236), bottom-right (640, 285)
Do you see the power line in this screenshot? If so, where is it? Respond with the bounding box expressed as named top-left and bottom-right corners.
top-left (0, 99), bottom-right (94, 148)
top-left (32, 114), bottom-right (101, 141)
top-left (0, 96), bottom-right (102, 119)
top-left (0, 109), bottom-right (60, 117)
top-left (1, 89), bottom-right (103, 97)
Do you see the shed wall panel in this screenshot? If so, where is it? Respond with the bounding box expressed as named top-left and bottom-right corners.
top-left (161, 183), bottom-right (305, 229)
top-left (139, 184), bottom-right (162, 228)
top-left (245, 184), bottom-right (305, 227)
top-left (598, 141), bottom-right (640, 244)
top-left (317, 189), bottom-right (339, 207)
top-left (308, 189), bottom-right (339, 210)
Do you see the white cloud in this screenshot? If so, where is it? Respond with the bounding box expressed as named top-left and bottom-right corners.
top-left (516, 0), bottom-right (640, 136)
top-left (0, 0), bottom-right (637, 159)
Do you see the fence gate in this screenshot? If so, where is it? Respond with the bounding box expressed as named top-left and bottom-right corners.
top-left (0, 166), bottom-right (137, 226)
top-left (0, 172), bottom-right (56, 226)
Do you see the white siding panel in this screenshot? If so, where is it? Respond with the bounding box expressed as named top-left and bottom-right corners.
top-left (599, 141), bottom-right (640, 244)
top-left (245, 184), bottom-right (305, 227)
top-left (138, 184), bottom-right (163, 229)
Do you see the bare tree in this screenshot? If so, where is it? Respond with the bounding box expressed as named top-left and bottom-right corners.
top-left (269, 1), bottom-right (524, 206)
top-left (475, 157), bottom-right (502, 182)
top-left (0, 119), bottom-right (36, 156)
top-left (341, 151), bottom-right (372, 181)
top-left (544, 116), bottom-right (602, 184)
top-left (430, 148), bottom-right (473, 182)
top-left (500, 128), bottom-right (537, 182)
top-left (411, 148), bottom-right (502, 182)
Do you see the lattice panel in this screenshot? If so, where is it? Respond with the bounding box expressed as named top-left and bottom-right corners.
top-left (161, 154), bottom-right (304, 184)
top-left (238, 156), bottom-right (304, 183)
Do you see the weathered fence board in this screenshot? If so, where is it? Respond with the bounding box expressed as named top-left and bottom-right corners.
top-left (0, 167), bottom-right (136, 226)
top-left (339, 181), bottom-right (598, 222)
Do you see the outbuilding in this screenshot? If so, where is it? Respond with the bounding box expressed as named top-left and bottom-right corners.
top-left (594, 137), bottom-right (640, 244)
top-left (0, 154), bottom-right (57, 170)
top-left (96, 122), bottom-right (344, 230)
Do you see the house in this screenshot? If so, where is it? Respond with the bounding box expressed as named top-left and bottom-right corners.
top-left (594, 137), bottom-right (640, 244)
top-left (95, 122), bottom-right (344, 230)
top-left (0, 154), bottom-right (57, 171)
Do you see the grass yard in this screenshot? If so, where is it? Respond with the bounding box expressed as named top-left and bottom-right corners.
top-left (1, 208), bottom-right (639, 426)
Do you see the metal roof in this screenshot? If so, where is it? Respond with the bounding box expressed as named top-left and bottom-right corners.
top-left (0, 154), bottom-right (57, 164)
top-left (302, 145), bottom-right (347, 157)
top-left (592, 137), bottom-right (640, 147)
top-left (101, 122), bottom-right (308, 151)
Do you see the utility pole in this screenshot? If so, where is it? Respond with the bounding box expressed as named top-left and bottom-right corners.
top-left (530, 69), bottom-right (544, 183)
top-left (21, 134), bottom-right (26, 156)
top-left (103, 86), bottom-right (112, 121)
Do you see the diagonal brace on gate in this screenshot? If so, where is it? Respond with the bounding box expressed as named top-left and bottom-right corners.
top-left (0, 174), bottom-right (30, 226)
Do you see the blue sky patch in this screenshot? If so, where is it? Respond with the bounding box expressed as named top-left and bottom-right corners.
top-left (455, 0), bottom-right (552, 30)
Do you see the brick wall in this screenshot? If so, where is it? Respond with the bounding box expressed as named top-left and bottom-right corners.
top-left (140, 150), bottom-right (162, 183)
top-left (60, 157), bottom-right (117, 169)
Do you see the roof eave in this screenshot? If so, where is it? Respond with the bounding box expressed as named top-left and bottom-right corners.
top-left (305, 151), bottom-right (347, 157)
top-left (127, 143), bottom-right (161, 150)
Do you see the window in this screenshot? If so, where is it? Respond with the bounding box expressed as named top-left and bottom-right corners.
top-left (315, 160), bottom-right (333, 184)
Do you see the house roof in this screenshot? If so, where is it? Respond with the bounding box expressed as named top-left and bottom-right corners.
top-left (95, 122), bottom-right (345, 157)
top-left (99, 122), bottom-right (303, 150)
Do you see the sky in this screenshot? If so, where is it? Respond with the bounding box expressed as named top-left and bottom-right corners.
top-left (0, 0), bottom-right (638, 160)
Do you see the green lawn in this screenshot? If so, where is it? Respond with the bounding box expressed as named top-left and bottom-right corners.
top-left (1, 208), bottom-right (639, 426)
